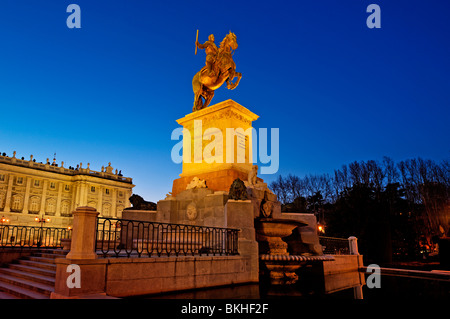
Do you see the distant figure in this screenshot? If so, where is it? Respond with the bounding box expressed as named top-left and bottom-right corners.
top-left (105, 162), bottom-right (114, 174)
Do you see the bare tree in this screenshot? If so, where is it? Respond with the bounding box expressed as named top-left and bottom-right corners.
top-left (383, 156), bottom-right (399, 185)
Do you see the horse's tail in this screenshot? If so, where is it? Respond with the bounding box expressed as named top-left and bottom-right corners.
top-left (192, 71), bottom-right (201, 93)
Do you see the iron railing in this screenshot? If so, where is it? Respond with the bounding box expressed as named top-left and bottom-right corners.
top-left (319, 236), bottom-right (350, 255)
top-left (0, 225), bottom-right (72, 249)
top-left (96, 217), bottom-right (240, 258)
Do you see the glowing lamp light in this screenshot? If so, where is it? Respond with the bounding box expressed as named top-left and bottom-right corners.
top-left (0, 216), bottom-right (9, 223)
top-left (35, 216), bottom-right (51, 223)
top-left (318, 225), bottom-right (325, 234)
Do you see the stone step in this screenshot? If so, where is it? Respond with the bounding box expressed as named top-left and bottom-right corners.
top-left (0, 268), bottom-right (55, 286)
top-left (25, 256), bottom-right (58, 264)
top-left (8, 263), bottom-right (56, 278)
top-left (0, 248), bottom-right (68, 299)
top-left (38, 249), bottom-right (69, 255)
top-left (0, 280), bottom-right (49, 299)
top-left (17, 259), bottom-right (56, 271)
top-left (33, 252), bottom-right (65, 259)
top-left (0, 273), bottom-right (53, 298)
top-left (0, 290), bottom-right (19, 299)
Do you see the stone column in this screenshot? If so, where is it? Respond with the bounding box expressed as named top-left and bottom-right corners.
top-left (3, 175), bottom-right (14, 212)
top-left (72, 183), bottom-right (80, 211)
top-left (66, 206), bottom-right (99, 260)
top-left (97, 186), bottom-right (103, 214)
top-left (111, 189), bottom-right (117, 218)
top-left (39, 180), bottom-right (48, 215)
top-left (55, 182), bottom-right (63, 217)
top-left (125, 189), bottom-right (132, 209)
top-left (79, 182), bottom-right (87, 207)
top-left (22, 178), bottom-right (32, 214)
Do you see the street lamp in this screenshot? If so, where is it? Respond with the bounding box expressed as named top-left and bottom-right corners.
top-left (35, 214), bottom-right (51, 247)
top-left (35, 216), bottom-right (51, 224)
top-left (0, 216), bottom-right (9, 244)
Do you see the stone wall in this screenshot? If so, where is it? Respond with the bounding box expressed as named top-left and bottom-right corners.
top-left (106, 255), bottom-right (254, 297)
top-left (53, 255), bottom-right (257, 298)
top-left (52, 202), bottom-right (259, 299)
top-left (305, 255), bottom-right (365, 294)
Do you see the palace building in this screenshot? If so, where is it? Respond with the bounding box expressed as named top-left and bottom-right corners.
top-left (0, 151), bottom-right (134, 228)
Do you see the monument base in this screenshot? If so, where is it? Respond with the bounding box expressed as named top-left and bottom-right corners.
top-left (172, 168), bottom-right (250, 197)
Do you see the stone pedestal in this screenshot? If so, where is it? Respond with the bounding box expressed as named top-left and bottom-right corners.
top-left (172, 99), bottom-right (259, 196)
top-left (66, 206), bottom-right (99, 260)
top-left (157, 188), bottom-right (229, 227)
top-left (51, 258), bottom-right (108, 299)
top-left (225, 200), bottom-right (259, 282)
top-left (52, 206), bottom-right (107, 299)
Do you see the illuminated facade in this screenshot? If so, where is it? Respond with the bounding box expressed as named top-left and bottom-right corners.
top-left (0, 152), bottom-right (134, 227)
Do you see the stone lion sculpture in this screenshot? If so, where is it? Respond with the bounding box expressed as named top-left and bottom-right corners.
top-left (228, 178), bottom-right (248, 200)
top-left (125, 194), bottom-right (157, 210)
top-left (248, 165), bottom-right (258, 186)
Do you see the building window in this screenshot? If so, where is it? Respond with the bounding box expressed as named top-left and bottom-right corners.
top-left (12, 195), bottom-right (23, 211)
top-left (17, 177), bottom-right (23, 185)
top-left (65, 185), bottom-right (70, 191)
top-left (34, 180), bottom-right (40, 187)
top-left (61, 201), bottom-right (70, 216)
top-left (0, 192), bottom-right (5, 209)
top-left (46, 198), bottom-right (56, 214)
top-left (50, 182), bottom-right (56, 189)
top-left (0, 174), bottom-right (5, 182)
top-left (91, 186), bottom-right (96, 193)
top-left (29, 197), bottom-right (40, 213)
top-left (105, 189), bottom-right (110, 195)
top-left (102, 204), bottom-right (111, 217)
top-left (119, 191), bottom-right (123, 198)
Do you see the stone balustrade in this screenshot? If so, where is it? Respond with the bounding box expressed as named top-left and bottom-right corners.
top-left (0, 153), bottom-right (132, 183)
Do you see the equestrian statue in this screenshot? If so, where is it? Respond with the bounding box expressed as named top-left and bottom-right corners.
top-left (193, 31), bottom-right (242, 112)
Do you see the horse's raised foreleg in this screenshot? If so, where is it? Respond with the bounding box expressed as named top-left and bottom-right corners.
top-left (227, 71), bottom-right (242, 90)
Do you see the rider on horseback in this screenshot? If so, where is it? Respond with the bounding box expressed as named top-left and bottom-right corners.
top-left (196, 34), bottom-right (218, 77)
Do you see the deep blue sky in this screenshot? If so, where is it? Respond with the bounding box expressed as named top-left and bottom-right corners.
top-left (0, 1), bottom-right (449, 202)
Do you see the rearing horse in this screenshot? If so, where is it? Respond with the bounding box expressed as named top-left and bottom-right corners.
top-left (192, 32), bottom-right (242, 112)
